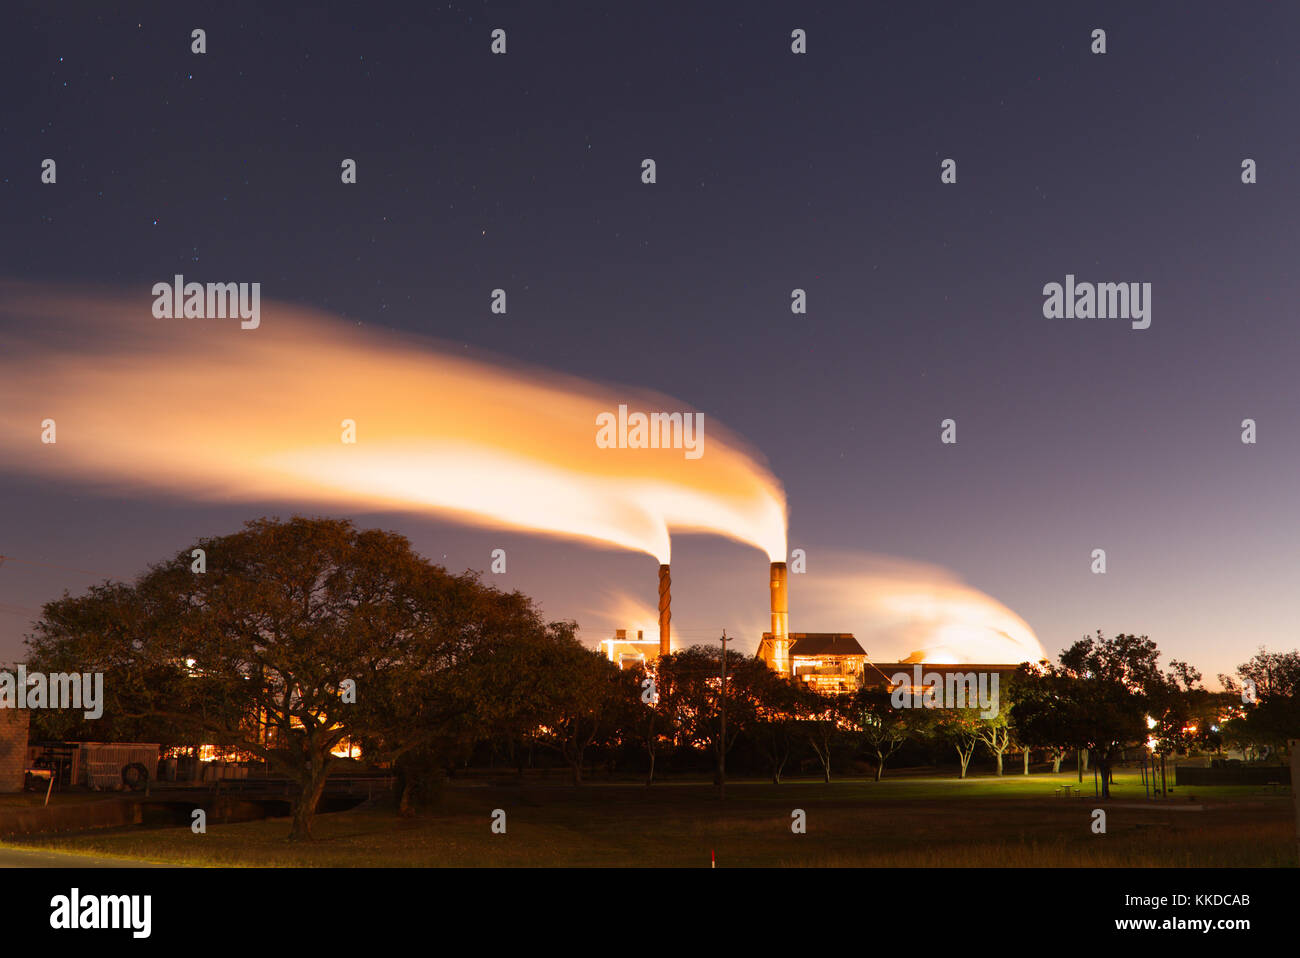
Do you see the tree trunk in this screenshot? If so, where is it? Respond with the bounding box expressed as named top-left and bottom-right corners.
top-left (1023, 749), bottom-right (1030, 775)
top-left (645, 747), bottom-right (655, 786)
top-left (995, 751), bottom-right (1004, 776)
top-left (1052, 751), bottom-right (1063, 774)
top-left (289, 766), bottom-right (329, 841)
top-left (874, 762), bottom-right (883, 782)
top-left (810, 742), bottom-right (831, 783)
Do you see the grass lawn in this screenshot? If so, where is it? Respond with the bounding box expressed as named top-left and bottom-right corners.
top-left (3, 770), bottom-right (1293, 867)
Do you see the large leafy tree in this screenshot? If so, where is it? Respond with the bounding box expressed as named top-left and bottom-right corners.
top-left (1218, 649), bottom-right (1300, 756)
top-left (654, 645), bottom-right (766, 785)
top-left (26, 516), bottom-right (555, 839)
top-left (22, 581), bottom-right (197, 747)
top-left (1008, 663), bottom-right (1075, 773)
top-left (1014, 632), bottom-right (1168, 798)
top-left (532, 638), bottom-right (627, 785)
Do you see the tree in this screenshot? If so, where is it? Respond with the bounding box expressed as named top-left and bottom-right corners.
top-left (798, 687), bottom-right (849, 784)
top-left (851, 688), bottom-right (910, 781)
top-left (1014, 632), bottom-right (1167, 798)
top-left (623, 662), bottom-right (674, 786)
top-left (935, 709), bottom-right (983, 779)
top-left (1219, 649), bottom-right (1300, 757)
top-left (455, 613), bottom-right (587, 780)
top-left (26, 516), bottom-right (553, 839)
top-left (533, 639), bottom-right (625, 785)
top-left (1008, 663), bottom-right (1073, 774)
top-left (750, 668), bottom-right (802, 784)
top-left (654, 645), bottom-right (765, 785)
top-left (1018, 738), bottom-right (1032, 775)
top-left (22, 581), bottom-right (199, 749)
top-left (976, 708), bottom-right (1012, 776)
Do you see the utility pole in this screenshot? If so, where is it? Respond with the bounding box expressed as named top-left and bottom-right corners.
top-left (718, 630), bottom-right (728, 800)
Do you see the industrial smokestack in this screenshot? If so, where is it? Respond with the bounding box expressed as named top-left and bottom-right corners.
top-left (770, 561), bottom-right (789, 674)
top-left (658, 564), bottom-right (672, 656)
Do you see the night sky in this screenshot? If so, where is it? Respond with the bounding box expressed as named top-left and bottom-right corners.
top-left (2, 2), bottom-right (1297, 682)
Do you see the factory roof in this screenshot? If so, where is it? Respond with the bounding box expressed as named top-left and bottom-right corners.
top-left (786, 633), bottom-right (866, 657)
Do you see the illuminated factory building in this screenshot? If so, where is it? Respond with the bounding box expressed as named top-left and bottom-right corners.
top-left (599, 630), bottom-right (660, 670)
top-left (754, 560), bottom-right (866, 693)
top-left (758, 632), bottom-right (867, 694)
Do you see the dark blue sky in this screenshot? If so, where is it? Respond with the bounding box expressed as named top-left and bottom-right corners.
top-left (2, 2), bottom-right (1297, 682)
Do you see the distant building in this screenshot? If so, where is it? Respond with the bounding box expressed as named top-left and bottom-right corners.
top-left (598, 629), bottom-right (660, 670)
top-left (759, 632), bottom-right (867, 694)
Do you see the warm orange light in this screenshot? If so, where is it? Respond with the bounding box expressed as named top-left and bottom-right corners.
top-left (0, 283), bottom-right (787, 564)
top-left (794, 553), bottom-right (1045, 664)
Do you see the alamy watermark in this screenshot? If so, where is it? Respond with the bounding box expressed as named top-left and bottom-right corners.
top-left (596, 404), bottom-right (704, 459)
top-left (1042, 274), bottom-right (1151, 330)
top-left (50, 888), bottom-right (151, 938)
top-left (151, 274), bottom-right (260, 329)
top-left (0, 666), bottom-right (103, 719)
top-left (889, 666), bottom-right (1000, 719)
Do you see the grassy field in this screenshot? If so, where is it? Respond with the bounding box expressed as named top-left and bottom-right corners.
top-left (3, 770), bottom-right (1294, 867)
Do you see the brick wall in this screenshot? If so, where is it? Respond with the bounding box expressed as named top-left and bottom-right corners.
top-left (0, 707), bottom-right (31, 792)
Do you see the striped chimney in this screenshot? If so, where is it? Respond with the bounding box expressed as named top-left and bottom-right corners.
top-left (658, 564), bottom-right (671, 656)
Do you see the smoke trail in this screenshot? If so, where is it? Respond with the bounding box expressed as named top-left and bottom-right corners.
top-left (791, 552), bottom-right (1045, 664)
top-left (583, 591), bottom-right (661, 648)
top-left (0, 283), bottom-right (787, 563)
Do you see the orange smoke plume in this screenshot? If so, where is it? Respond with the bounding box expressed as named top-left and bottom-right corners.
top-left (0, 283), bottom-right (787, 564)
top-left (793, 552), bottom-right (1045, 665)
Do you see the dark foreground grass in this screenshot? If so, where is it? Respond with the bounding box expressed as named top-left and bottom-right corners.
top-left (4, 771), bottom-right (1294, 867)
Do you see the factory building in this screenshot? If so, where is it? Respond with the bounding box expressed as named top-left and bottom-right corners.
top-left (754, 560), bottom-right (866, 693)
top-left (642, 557), bottom-right (1024, 698)
top-left (599, 630), bottom-right (660, 670)
top-left (758, 632), bottom-right (868, 694)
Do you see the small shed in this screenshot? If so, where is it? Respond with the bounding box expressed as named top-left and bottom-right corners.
top-left (28, 741), bottom-right (160, 789)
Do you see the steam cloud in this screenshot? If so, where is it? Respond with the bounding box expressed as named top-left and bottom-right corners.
top-left (791, 552), bottom-right (1046, 665)
top-left (0, 283), bottom-right (787, 564)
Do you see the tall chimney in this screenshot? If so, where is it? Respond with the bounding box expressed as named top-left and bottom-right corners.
top-left (770, 561), bottom-right (789, 675)
top-left (658, 563), bottom-right (672, 656)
